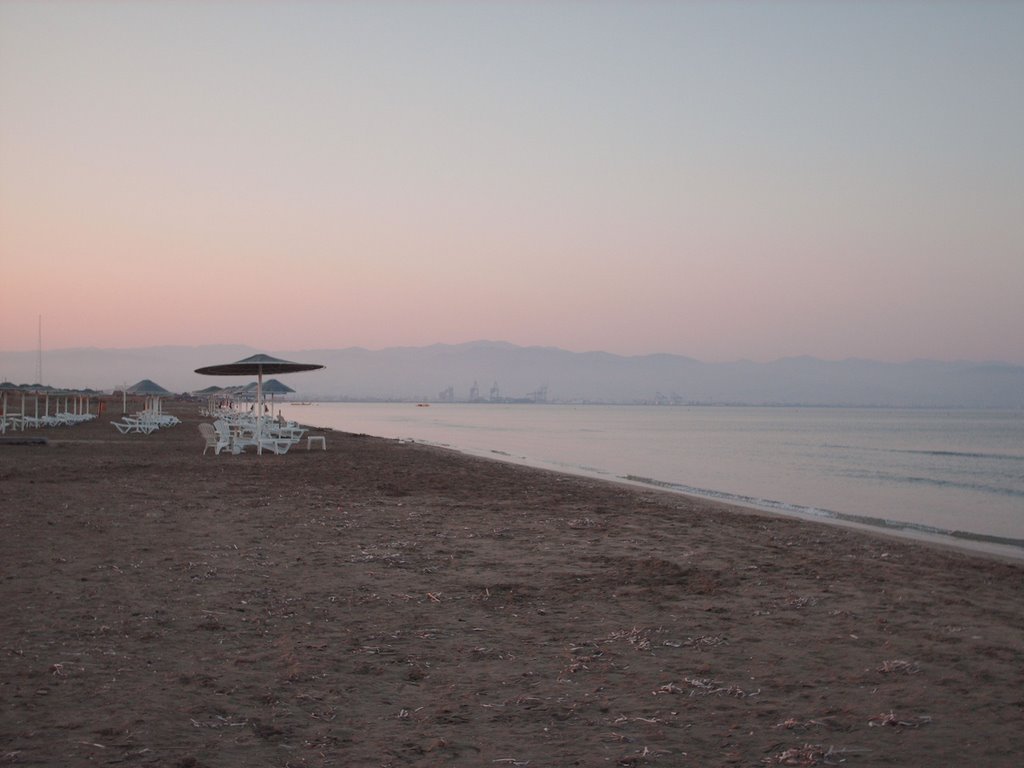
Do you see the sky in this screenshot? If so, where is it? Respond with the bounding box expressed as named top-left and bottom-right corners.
top-left (1, 1), bottom-right (1022, 364)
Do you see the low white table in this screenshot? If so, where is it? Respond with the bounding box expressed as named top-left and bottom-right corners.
top-left (306, 435), bottom-right (326, 451)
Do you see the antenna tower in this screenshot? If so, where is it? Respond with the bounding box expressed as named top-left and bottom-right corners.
top-left (35, 315), bottom-right (42, 385)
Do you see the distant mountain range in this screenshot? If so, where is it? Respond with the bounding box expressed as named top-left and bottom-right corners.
top-left (2, 341), bottom-right (1022, 408)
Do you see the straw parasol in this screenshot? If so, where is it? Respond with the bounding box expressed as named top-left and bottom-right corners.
top-left (194, 354), bottom-right (324, 453)
top-left (126, 379), bottom-right (173, 418)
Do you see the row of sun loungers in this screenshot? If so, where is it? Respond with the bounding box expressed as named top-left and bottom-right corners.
top-left (199, 418), bottom-right (308, 455)
top-left (110, 412), bottom-right (181, 434)
top-left (1, 412), bottom-right (96, 433)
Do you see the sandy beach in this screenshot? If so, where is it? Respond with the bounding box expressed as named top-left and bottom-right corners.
top-left (2, 400), bottom-right (1022, 767)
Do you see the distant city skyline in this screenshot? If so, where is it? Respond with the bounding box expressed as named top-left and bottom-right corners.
top-left (2, 341), bottom-right (1022, 409)
top-left (2, 2), bottom-right (1022, 364)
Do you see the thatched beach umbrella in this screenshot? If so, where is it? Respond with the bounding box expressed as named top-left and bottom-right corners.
top-left (243, 378), bottom-right (295, 419)
top-left (194, 354), bottom-right (323, 454)
top-left (192, 384), bottom-right (225, 416)
top-left (254, 378), bottom-right (295, 396)
top-left (126, 379), bottom-right (173, 418)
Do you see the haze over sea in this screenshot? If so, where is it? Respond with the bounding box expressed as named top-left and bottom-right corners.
top-left (281, 403), bottom-right (1024, 561)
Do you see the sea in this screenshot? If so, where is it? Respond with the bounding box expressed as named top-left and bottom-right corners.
top-left (278, 403), bottom-right (1024, 560)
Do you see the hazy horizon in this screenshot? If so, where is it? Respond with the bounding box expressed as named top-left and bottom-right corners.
top-left (2, 2), bottom-right (1022, 365)
top-left (2, 341), bottom-right (1023, 411)
top-left (0, 338), bottom-right (1022, 368)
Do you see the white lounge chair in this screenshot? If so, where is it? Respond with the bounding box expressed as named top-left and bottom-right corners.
top-left (198, 423), bottom-right (232, 455)
top-left (212, 420), bottom-right (266, 454)
top-left (258, 437), bottom-right (294, 455)
top-left (213, 419), bottom-right (292, 454)
top-left (111, 418), bottom-right (158, 435)
top-left (213, 420), bottom-right (244, 453)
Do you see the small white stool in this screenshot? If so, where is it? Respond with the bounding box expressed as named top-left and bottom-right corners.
top-left (306, 435), bottom-right (326, 451)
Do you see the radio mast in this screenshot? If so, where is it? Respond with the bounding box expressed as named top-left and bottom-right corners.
top-left (35, 315), bottom-right (42, 385)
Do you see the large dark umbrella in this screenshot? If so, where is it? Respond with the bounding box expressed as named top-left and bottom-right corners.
top-left (194, 354), bottom-right (324, 453)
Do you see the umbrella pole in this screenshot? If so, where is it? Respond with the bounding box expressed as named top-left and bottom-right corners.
top-left (257, 370), bottom-right (264, 455)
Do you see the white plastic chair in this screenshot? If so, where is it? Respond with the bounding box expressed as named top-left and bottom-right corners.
top-left (198, 423), bottom-right (231, 455)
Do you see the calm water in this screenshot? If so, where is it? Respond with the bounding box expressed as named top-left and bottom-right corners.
top-left (280, 403), bottom-right (1024, 559)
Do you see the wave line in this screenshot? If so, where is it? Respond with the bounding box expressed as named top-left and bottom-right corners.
top-left (621, 475), bottom-right (1024, 551)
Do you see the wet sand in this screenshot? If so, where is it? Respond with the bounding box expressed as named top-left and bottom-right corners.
top-left (2, 401), bottom-right (1022, 766)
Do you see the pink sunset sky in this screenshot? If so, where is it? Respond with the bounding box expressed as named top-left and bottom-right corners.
top-left (1, 1), bottom-right (1022, 364)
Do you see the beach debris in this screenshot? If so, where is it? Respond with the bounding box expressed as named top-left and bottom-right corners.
top-left (656, 682), bottom-right (686, 695)
top-left (358, 645), bottom-right (393, 655)
top-left (560, 643), bottom-right (606, 677)
top-left (617, 745), bottom-right (655, 764)
top-left (606, 626), bottom-right (657, 651)
top-left (762, 744), bottom-right (824, 766)
top-left (761, 743), bottom-right (860, 766)
top-left (682, 677), bottom-right (717, 694)
top-left (786, 596), bottom-right (819, 609)
top-left (827, 609), bottom-right (855, 618)
top-left (613, 715), bottom-right (663, 725)
top-left (189, 716), bottom-right (249, 729)
top-left (472, 646), bottom-right (517, 661)
top-left (774, 718), bottom-right (836, 731)
top-left (876, 659), bottom-right (920, 675)
top-left (682, 635), bottom-right (728, 649)
top-left (627, 627), bottom-right (652, 651)
top-left (512, 695), bottom-right (544, 708)
top-left (655, 678), bottom-right (758, 698)
top-left (867, 711), bottom-right (932, 728)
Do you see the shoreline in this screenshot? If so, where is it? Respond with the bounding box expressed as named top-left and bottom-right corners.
top-left (280, 402), bottom-right (1024, 563)
top-left (332, 431), bottom-right (1024, 564)
top-left (3, 401), bottom-right (1023, 765)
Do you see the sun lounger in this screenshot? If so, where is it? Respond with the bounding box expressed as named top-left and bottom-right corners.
top-left (111, 418), bottom-right (159, 435)
top-left (257, 438), bottom-right (294, 455)
top-left (213, 419), bottom-right (294, 454)
top-left (198, 423), bottom-right (232, 455)
top-left (265, 424), bottom-right (307, 442)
